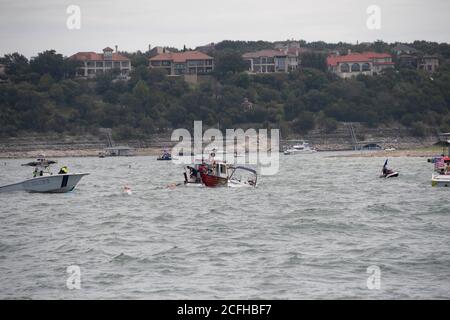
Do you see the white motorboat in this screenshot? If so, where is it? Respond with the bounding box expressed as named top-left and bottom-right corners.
top-left (227, 166), bottom-right (257, 188)
top-left (0, 173), bottom-right (89, 193)
top-left (283, 142), bottom-right (317, 155)
top-left (431, 173), bottom-right (450, 187)
top-left (0, 158), bottom-right (89, 193)
top-left (430, 156), bottom-right (450, 187)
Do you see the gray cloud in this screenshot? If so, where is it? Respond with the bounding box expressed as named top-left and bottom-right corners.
top-left (0, 0), bottom-right (449, 57)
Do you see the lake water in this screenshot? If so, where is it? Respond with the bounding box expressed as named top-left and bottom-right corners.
top-left (0, 152), bottom-right (449, 299)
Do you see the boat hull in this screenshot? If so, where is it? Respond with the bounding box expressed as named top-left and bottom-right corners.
top-left (200, 172), bottom-right (228, 187)
top-left (431, 174), bottom-right (450, 187)
top-left (380, 172), bottom-right (399, 178)
top-left (0, 173), bottom-right (89, 193)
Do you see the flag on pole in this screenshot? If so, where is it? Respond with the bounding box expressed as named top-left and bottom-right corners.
top-left (435, 157), bottom-right (445, 170)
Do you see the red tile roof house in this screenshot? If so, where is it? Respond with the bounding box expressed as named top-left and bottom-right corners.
top-left (242, 49), bottom-right (299, 73)
top-left (327, 52), bottom-right (394, 78)
top-left (70, 47), bottom-right (131, 78)
top-left (149, 51), bottom-right (214, 76)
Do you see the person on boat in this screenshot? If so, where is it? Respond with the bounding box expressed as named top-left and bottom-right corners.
top-left (58, 166), bottom-right (68, 174)
top-left (199, 162), bottom-right (208, 174)
top-left (33, 168), bottom-right (44, 177)
top-left (189, 166), bottom-right (198, 178)
top-left (382, 159), bottom-right (393, 176)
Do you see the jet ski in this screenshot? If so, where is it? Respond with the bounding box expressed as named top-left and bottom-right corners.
top-left (380, 170), bottom-right (399, 178)
top-left (380, 159), bottom-right (399, 178)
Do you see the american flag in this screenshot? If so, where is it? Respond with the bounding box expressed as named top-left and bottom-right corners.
top-left (435, 157), bottom-right (445, 170)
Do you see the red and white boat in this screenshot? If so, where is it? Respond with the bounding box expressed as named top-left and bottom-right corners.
top-left (183, 150), bottom-right (257, 188)
top-left (199, 160), bottom-right (257, 188)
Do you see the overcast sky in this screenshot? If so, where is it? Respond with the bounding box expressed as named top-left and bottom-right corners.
top-left (0, 0), bottom-right (449, 58)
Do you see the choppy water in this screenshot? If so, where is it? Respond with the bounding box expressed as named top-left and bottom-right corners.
top-left (0, 152), bottom-right (449, 299)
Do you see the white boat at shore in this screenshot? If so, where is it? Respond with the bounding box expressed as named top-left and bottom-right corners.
top-left (0, 158), bottom-right (89, 193)
top-left (283, 142), bottom-right (317, 155)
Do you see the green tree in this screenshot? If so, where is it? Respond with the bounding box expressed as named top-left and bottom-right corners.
top-left (293, 112), bottom-right (315, 133)
top-left (30, 50), bottom-right (69, 79)
top-left (214, 50), bottom-right (247, 78)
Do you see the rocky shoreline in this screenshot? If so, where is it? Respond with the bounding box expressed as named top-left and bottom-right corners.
top-left (0, 145), bottom-right (443, 159)
top-left (0, 127), bottom-right (444, 159)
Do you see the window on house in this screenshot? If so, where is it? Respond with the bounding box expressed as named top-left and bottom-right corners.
top-left (362, 63), bottom-right (371, 71)
top-left (340, 63), bottom-right (350, 72)
top-left (351, 63), bottom-right (361, 72)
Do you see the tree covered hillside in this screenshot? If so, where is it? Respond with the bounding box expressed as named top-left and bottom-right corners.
top-left (1, 41), bottom-right (450, 139)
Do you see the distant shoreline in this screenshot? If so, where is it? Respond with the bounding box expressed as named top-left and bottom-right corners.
top-left (0, 147), bottom-right (162, 159)
top-left (327, 147), bottom-right (445, 158)
top-left (0, 146), bottom-right (445, 159)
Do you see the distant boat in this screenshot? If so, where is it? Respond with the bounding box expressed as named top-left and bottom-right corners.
top-left (157, 150), bottom-right (172, 161)
top-left (0, 158), bottom-right (89, 193)
top-left (101, 146), bottom-right (135, 157)
top-left (284, 142), bottom-right (317, 155)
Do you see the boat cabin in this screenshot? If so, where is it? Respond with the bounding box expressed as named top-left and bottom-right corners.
top-left (211, 161), bottom-right (228, 179)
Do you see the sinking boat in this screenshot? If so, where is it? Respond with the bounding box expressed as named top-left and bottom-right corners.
top-left (228, 166), bottom-right (257, 187)
top-left (0, 158), bottom-right (89, 193)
